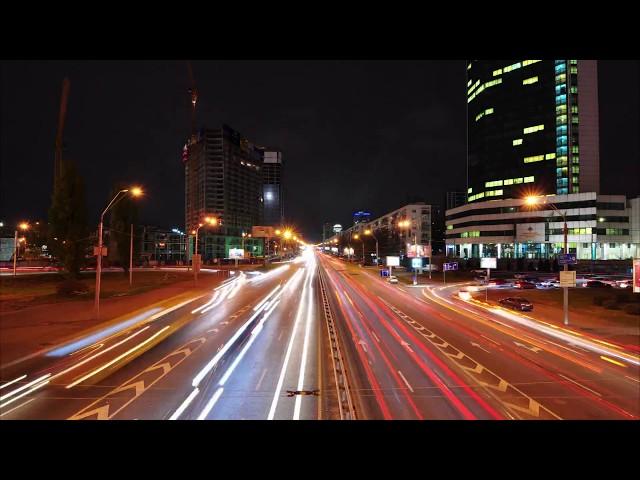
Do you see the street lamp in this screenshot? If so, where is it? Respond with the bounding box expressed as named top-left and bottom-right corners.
top-left (95, 187), bottom-right (143, 318)
top-left (525, 195), bottom-right (570, 325)
top-left (13, 222), bottom-right (29, 276)
top-left (399, 219), bottom-right (418, 285)
top-left (364, 228), bottom-right (379, 267)
top-left (192, 216), bottom-right (218, 283)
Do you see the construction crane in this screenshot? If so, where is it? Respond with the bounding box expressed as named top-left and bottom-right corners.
top-left (54, 77), bottom-right (70, 188)
top-left (186, 61), bottom-right (198, 144)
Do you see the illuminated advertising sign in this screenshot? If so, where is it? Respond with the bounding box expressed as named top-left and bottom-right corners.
top-left (406, 244), bottom-right (431, 258)
top-left (386, 256), bottom-right (400, 267)
top-left (331, 247), bottom-right (338, 253)
top-left (229, 248), bottom-right (244, 259)
top-left (251, 226), bottom-right (275, 238)
top-left (411, 258), bottom-right (422, 268)
top-left (634, 259), bottom-right (640, 293)
top-left (480, 257), bottom-right (497, 269)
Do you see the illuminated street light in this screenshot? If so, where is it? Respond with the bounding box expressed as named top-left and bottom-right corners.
top-left (13, 222), bottom-right (30, 276)
top-left (364, 228), bottom-right (379, 267)
top-left (95, 186), bottom-right (144, 319)
top-left (283, 230), bottom-right (292, 240)
top-left (192, 216), bottom-right (220, 283)
top-left (524, 194), bottom-right (570, 325)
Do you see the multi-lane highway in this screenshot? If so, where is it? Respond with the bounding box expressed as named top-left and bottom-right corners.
top-left (318, 253), bottom-right (639, 420)
top-left (1, 251), bottom-right (334, 420)
top-left (1, 249), bottom-right (638, 420)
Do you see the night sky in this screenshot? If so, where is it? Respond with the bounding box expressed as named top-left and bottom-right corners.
top-left (1, 60), bottom-right (638, 241)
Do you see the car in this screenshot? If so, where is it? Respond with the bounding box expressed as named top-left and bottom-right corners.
top-left (616, 280), bottom-right (632, 289)
top-left (584, 280), bottom-right (612, 288)
top-left (499, 297), bottom-right (533, 311)
top-left (514, 280), bottom-right (536, 289)
top-left (387, 275), bottom-right (399, 284)
top-left (535, 282), bottom-right (555, 289)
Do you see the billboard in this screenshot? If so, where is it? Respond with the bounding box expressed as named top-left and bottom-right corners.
top-left (411, 258), bottom-right (422, 269)
top-left (386, 256), bottom-right (400, 267)
top-left (251, 226), bottom-right (275, 238)
top-left (516, 223), bottom-right (545, 242)
top-left (229, 248), bottom-right (245, 259)
top-left (406, 244), bottom-right (431, 258)
top-left (560, 270), bottom-right (576, 288)
top-left (480, 257), bottom-right (497, 269)
top-left (634, 259), bottom-right (640, 294)
top-left (0, 238), bottom-right (16, 262)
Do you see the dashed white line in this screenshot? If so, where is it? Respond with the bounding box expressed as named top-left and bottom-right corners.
top-left (625, 375), bottom-right (640, 384)
top-left (397, 370), bottom-right (414, 393)
top-left (480, 334), bottom-right (500, 346)
top-left (371, 331), bottom-right (381, 343)
top-left (0, 397), bottom-right (35, 417)
top-left (558, 373), bottom-right (602, 397)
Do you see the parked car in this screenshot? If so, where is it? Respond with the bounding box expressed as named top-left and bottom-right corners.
top-left (514, 280), bottom-right (536, 289)
top-left (388, 275), bottom-right (399, 284)
top-left (584, 280), bottom-right (612, 288)
top-left (499, 297), bottom-right (533, 311)
top-left (498, 297), bottom-right (533, 312)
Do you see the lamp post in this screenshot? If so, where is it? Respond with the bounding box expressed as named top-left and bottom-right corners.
top-left (398, 219), bottom-right (418, 285)
top-left (95, 187), bottom-right (143, 319)
top-left (525, 195), bottom-right (569, 325)
top-left (129, 223), bottom-right (134, 287)
top-left (364, 228), bottom-right (378, 267)
top-left (353, 233), bottom-right (364, 265)
top-left (191, 216), bottom-right (218, 284)
top-left (14, 222), bottom-right (29, 276)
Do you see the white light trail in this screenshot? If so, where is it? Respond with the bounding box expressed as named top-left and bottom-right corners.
top-left (169, 388), bottom-right (200, 420)
top-left (268, 270), bottom-right (311, 420)
top-left (0, 378), bottom-right (50, 411)
top-left (0, 373), bottom-right (51, 402)
top-left (253, 285), bottom-right (281, 311)
top-left (0, 375), bottom-right (27, 390)
top-left (197, 387), bottom-right (224, 420)
top-left (293, 266), bottom-right (315, 420)
top-left (66, 326), bottom-right (170, 388)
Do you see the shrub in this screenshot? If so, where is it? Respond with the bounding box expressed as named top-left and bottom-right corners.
top-left (56, 279), bottom-right (90, 297)
top-left (602, 300), bottom-right (620, 310)
top-left (623, 304), bottom-right (640, 316)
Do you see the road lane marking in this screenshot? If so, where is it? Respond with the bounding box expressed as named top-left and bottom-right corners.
top-left (513, 341), bottom-right (542, 353)
top-left (600, 356), bottom-right (626, 368)
top-left (197, 387), bottom-right (224, 420)
top-left (0, 397), bottom-right (35, 417)
top-left (66, 326), bottom-right (170, 389)
top-left (73, 336), bottom-right (207, 420)
top-left (294, 270), bottom-right (315, 420)
top-left (625, 375), bottom-right (640, 384)
top-left (397, 370), bottom-right (414, 393)
top-left (558, 374), bottom-right (602, 397)
top-left (256, 368), bottom-right (268, 391)
top-left (371, 331), bottom-right (381, 343)
top-left (0, 375), bottom-right (27, 390)
top-left (268, 270), bottom-right (311, 420)
top-left (480, 334), bottom-right (500, 346)
top-left (169, 388), bottom-right (200, 420)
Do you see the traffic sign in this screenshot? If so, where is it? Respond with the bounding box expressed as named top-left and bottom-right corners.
top-left (559, 270), bottom-right (576, 287)
top-left (444, 262), bottom-right (458, 271)
top-left (380, 269), bottom-right (389, 277)
top-left (480, 257), bottom-right (497, 269)
top-left (558, 253), bottom-right (577, 266)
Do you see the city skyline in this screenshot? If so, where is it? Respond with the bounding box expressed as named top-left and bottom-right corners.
top-left (1, 60), bottom-right (637, 240)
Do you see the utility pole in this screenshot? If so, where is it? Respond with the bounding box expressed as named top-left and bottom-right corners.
top-left (129, 223), bottom-right (134, 287)
top-left (54, 77), bottom-right (70, 188)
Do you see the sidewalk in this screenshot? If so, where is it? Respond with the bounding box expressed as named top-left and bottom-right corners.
top-left (0, 275), bottom-right (223, 366)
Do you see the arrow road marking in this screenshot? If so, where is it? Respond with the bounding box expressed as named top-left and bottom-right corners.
top-left (358, 340), bottom-right (368, 353)
top-left (514, 341), bottom-right (542, 353)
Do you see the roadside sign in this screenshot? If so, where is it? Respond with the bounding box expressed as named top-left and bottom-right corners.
top-left (192, 253), bottom-right (201, 273)
top-left (93, 246), bottom-right (108, 256)
top-left (411, 258), bottom-right (422, 269)
top-left (633, 259), bottom-right (640, 293)
top-left (229, 248), bottom-right (244, 259)
top-left (386, 256), bottom-right (400, 267)
top-left (560, 270), bottom-right (576, 287)
top-left (380, 269), bottom-right (389, 277)
top-left (444, 262), bottom-right (458, 271)
top-left (480, 257), bottom-right (497, 269)
top-left (558, 253), bottom-right (577, 266)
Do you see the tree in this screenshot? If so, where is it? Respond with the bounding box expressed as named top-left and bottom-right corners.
top-left (109, 183), bottom-right (139, 275)
top-left (48, 159), bottom-right (89, 278)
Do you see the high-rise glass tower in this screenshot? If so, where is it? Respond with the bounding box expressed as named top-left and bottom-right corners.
top-left (466, 60), bottom-right (600, 202)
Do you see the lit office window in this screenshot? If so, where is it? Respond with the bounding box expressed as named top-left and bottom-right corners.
top-left (467, 78), bottom-right (472, 87)
top-left (504, 62), bottom-right (521, 73)
top-left (467, 187), bottom-right (472, 193)
top-left (545, 153), bottom-right (556, 160)
top-left (513, 138), bottom-right (523, 146)
top-left (493, 69), bottom-right (502, 76)
top-left (555, 63), bottom-right (566, 74)
top-left (572, 116), bottom-right (579, 124)
top-left (524, 155), bottom-right (545, 163)
top-left (523, 76), bottom-right (538, 85)
top-left (524, 176), bottom-right (535, 183)
top-left (555, 73), bottom-right (566, 83)
top-left (513, 178), bottom-right (524, 184)
top-left (522, 60), bottom-right (542, 67)
top-left (485, 180), bottom-right (503, 188)
top-left (556, 156), bottom-right (568, 167)
top-left (556, 104), bottom-right (567, 114)
top-left (503, 178), bottom-right (514, 185)
top-left (571, 105), bottom-right (579, 113)
top-left (572, 146), bottom-right (580, 153)
top-left (523, 124), bottom-right (544, 134)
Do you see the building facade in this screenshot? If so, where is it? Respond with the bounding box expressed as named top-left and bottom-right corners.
top-left (326, 203), bottom-right (433, 263)
top-left (259, 148), bottom-right (283, 226)
top-left (467, 60), bottom-right (599, 203)
top-left (184, 125), bottom-right (264, 259)
top-left (139, 226), bottom-right (187, 264)
top-left (445, 193), bottom-right (639, 260)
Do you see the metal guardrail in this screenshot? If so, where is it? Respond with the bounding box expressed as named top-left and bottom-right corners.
top-left (318, 269), bottom-right (356, 420)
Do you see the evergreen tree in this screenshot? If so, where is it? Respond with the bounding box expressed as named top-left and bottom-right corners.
top-left (48, 160), bottom-right (89, 278)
